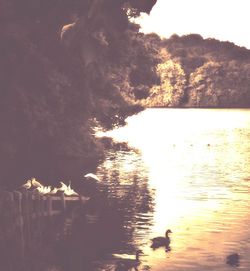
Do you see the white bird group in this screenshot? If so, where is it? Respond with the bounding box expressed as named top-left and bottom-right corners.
top-left (22, 178), bottom-right (78, 196)
top-left (21, 172), bottom-right (101, 196)
top-left (57, 181), bottom-right (78, 196)
top-left (22, 177), bottom-right (43, 189)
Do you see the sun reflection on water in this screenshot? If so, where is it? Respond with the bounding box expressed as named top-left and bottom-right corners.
top-left (98, 108), bottom-right (250, 270)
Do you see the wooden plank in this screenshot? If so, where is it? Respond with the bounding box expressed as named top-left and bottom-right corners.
top-left (30, 193), bottom-right (85, 202)
top-left (13, 191), bottom-right (25, 258)
top-left (31, 210), bottom-right (61, 219)
top-left (61, 193), bottom-right (66, 210)
top-left (14, 192), bottom-right (88, 219)
top-left (64, 196), bottom-right (80, 201)
top-left (47, 196), bottom-right (52, 217)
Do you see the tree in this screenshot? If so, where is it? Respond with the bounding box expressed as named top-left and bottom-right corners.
top-left (142, 58), bottom-right (186, 107)
top-left (0, 0), bottom-right (159, 188)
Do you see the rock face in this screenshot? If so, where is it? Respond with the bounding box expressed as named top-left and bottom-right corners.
top-left (0, 0), bottom-right (158, 188)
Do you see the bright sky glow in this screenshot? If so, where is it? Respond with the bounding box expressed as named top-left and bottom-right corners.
top-left (136, 0), bottom-right (250, 49)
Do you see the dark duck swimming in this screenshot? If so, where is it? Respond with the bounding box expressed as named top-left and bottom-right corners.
top-left (226, 253), bottom-right (240, 266)
top-left (151, 229), bottom-right (172, 249)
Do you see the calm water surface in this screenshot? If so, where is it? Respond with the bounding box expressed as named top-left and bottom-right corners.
top-left (96, 108), bottom-right (250, 271)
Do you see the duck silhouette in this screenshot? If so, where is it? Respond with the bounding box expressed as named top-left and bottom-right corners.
top-left (151, 229), bottom-right (172, 250)
top-left (113, 250), bottom-right (143, 271)
top-left (226, 253), bottom-right (240, 266)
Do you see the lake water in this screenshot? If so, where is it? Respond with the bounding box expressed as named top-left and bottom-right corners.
top-left (96, 108), bottom-right (250, 271)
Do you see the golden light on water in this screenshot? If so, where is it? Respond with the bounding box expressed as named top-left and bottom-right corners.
top-left (99, 108), bottom-right (250, 270)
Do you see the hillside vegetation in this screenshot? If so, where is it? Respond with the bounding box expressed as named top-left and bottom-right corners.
top-left (143, 34), bottom-right (250, 107)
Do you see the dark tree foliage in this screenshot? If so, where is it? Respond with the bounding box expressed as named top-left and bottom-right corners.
top-left (0, 0), bottom-right (158, 188)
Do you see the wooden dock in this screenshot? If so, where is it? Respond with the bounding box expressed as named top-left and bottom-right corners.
top-left (0, 190), bottom-right (88, 260)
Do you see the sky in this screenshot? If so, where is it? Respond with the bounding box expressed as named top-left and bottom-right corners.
top-left (136, 0), bottom-right (250, 49)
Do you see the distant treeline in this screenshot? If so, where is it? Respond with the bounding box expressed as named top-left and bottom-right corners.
top-left (141, 33), bottom-right (250, 108)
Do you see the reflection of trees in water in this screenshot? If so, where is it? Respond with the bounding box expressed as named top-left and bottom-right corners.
top-left (97, 150), bottom-right (155, 249)
top-left (52, 150), bottom-right (155, 271)
top-left (1, 149), bottom-right (154, 271)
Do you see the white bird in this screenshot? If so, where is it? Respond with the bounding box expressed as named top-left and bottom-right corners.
top-left (36, 186), bottom-right (51, 195)
top-left (60, 22), bottom-right (75, 41)
top-left (64, 188), bottom-right (78, 196)
top-left (84, 173), bottom-right (100, 182)
top-left (22, 179), bottom-right (32, 189)
top-left (57, 181), bottom-right (78, 196)
top-left (66, 181), bottom-right (78, 196)
top-left (49, 187), bottom-right (58, 194)
top-left (58, 181), bottom-right (68, 192)
top-left (31, 178), bottom-right (43, 188)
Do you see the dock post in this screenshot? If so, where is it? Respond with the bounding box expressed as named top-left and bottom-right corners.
top-left (47, 196), bottom-right (52, 216)
top-left (13, 191), bottom-right (25, 258)
top-left (61, 193), bottom-right (66, 211)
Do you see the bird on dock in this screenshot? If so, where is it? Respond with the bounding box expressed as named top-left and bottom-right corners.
top-left (31, 178), bottom-right (43, 187)
top-left (58, 181), bottom-right (78, 196)
top-left (64, 188), bottom-right (78, 196)
top-left (49, 187), bottom-right (58, 194)
top-left (58, 181), bottom-right (68, 192)
top-left (22, 179), bottom-right (32, 189)
top-left (84, 173), bottom-right (100, 182)
top-left (36, 186), bottom-right (52, 195)
top-left (65, 182), bottom-right (79, 196)
top-left (31, 178), bottom-right (43, 188)
top-left (22, 178), bottom-right (43, 189)
top-left (151, 229), bottom-right (172, 249)
top-left (113, 250), bottom-right (144, 271)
